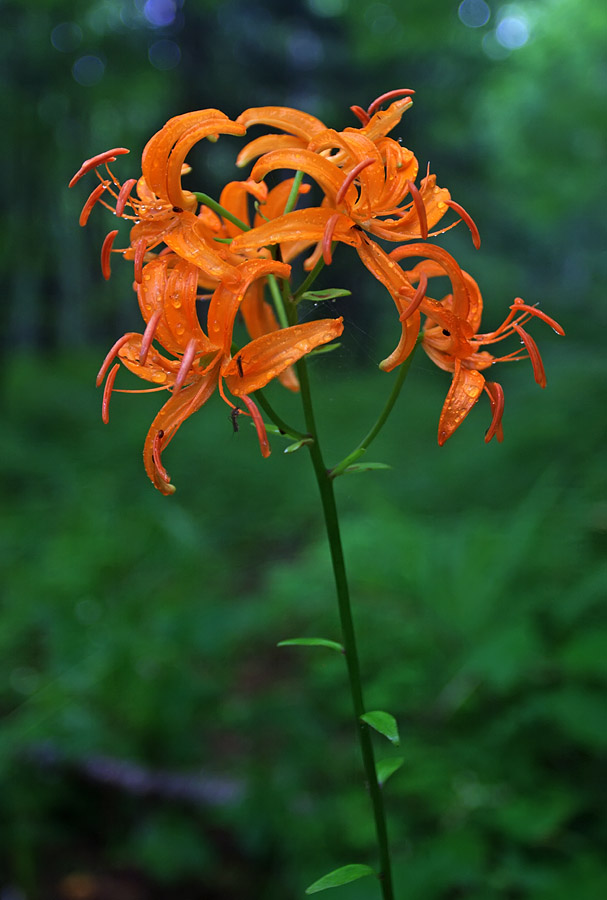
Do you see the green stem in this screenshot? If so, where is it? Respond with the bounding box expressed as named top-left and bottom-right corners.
top-left (293, 255), bottom-right (327, 300)
top-left (194, 192), bottom-right (250, 232)
top-left (296, 355), bottom-right (395, 900)
top-left (330, 342), bottom-right (419, 478)
top-left (253, 387), bottom-right (307, 442)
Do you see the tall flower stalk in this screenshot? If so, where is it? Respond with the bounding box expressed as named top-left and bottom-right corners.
top-left (70, 90), bottom-right (563, 897)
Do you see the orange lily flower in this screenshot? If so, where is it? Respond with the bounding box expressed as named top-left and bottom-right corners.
top-left (69, 109), bottom-right (246, 283)
top-left (95, 255), bottom-right (343, 493)
top-left (389, 245), bottom-right (565, 445)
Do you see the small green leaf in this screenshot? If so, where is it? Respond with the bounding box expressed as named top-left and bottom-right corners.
top-left (360, 711), bottom-right (400, 746)
top-left (277, 638), bottom-right (344, 653)
top-left (305, 864), bottom-right (375, 894)
top-left (284, 438), bottom-right (314, 454)
top-left (342, 462), bottom-right (392, 475)
top-left (307, 342), bottom-right (341, 358)
top-left (300, 288), bottom-right (352, 302)
top-left (376, 756), bottom-right (404, 786)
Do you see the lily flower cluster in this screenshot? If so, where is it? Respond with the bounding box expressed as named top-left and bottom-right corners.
top-left (70, 89), bottom-right (563, 493)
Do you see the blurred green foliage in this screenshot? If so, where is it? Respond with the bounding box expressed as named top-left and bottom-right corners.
top-left (2, 0), bottom-right (606, 898)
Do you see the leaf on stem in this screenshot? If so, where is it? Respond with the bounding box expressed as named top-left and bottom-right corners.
top-left (277, 638), bottom-right (345, 653)
top-left (376, 756), bottom-right (404, 786)
top-left (300, 289), bottom-right (352, 302)
top-left (305, 864), bottom-right (376, 894)
top-left (284, 438), bottom-right (314, 453)
top-left (360, 711), bottom-right (400, 746)
top-left (341, 462), bottom-right (392, 475)
top-left (307, 342), bottom-right (341, 358)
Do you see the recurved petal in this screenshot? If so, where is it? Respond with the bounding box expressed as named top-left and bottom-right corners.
top-left (437, 362), bottom-right (485, 446)
top-left (218, 179), bottom-right (268, 237)
top-left (164, 212), bottom-right (240, 283)
top-left (236, 134), bottom-right (308, 168)
top-left (223, 317), bottom-right (344, 396)
top-left (250, 149), bottom-right (346, 203)
top-left (237, 106), bottom-right (327, 139)
top-left (166, 118), bottom-right (247, 209)
top-left (142, 111), bottom-right (226, 199)
top-left (117, 334), bottom-right (181, 384)
top-left (137, 256), bottom-right (213, 356)
top-left (207, 259), bottom-right (291, 354)
top-left (143, 367), bottom-right (220, 493)
top-left (230, 208), bottom-right (358, 256)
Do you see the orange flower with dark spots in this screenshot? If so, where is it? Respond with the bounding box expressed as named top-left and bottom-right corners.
top-left (95, 255), bottom-right (343, 493)
top-left (390, 246), bottom-right (565, 444)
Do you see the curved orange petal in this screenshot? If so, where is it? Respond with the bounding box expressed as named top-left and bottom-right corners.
top-left (143, 366), bottom-right (220, 493)
top-left (437, 362), bottom-right (485, 446)
top-left (239, 281), bottom-right (298, 389)
top-left (207, 259), bottom-right (291, 354)
top-left (237, 106), bottom-right (327, 140)
top-left (230, 208), bottom-right (358, 256)
top-left (117, 334), bottom-right (181, 384)
top-left (223, 317), bottom-right (344, 396)
top-left (236, 133), bottom-right (308, 168)
top-left (249, 149), bottom-right (346, 203)
top-left (163, 212), bottom-right (240, 283)
top-left (142, 110), bottom-right (245, 209)
top-left (218, 179), bottom-right (267, 237)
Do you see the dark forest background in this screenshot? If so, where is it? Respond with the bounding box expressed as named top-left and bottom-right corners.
top-left (2, 1), bottom-right (606, 898)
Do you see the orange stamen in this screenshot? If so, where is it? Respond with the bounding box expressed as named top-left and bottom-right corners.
top-left (139, 309), bottom-right (163, 365)
top-left (79, 181), bottom-right (108, 226)
top-left (484, 381), bottom-right (505, 443)
top-left (69, 147), bottom-right (129, 188)
top-left (96, 333), bottom-right (132, 386)
top-left (152, 429), bottom-right (171, 483)
top-left (240, 394), bottom-right (271, 458)
top-left (350, 105), bottom-right (371, 125)
top-left (336, 158), bottom-right (376, 205)
top-left (399, 272), bottom-right (427, 322)
top-left (134, 237), bottom-right (147, 284)
top-left (406, 180), bottom-right (428, 240)
top-left (115, 178), bottom-right (138, 217)
top-left (173, 339), bottom-right (198, 394)
top-left (322, 213), bottom-right (342, 265)
top-left (101, 229), bottom-right (119, 280)
top-left (367, 89), bottom-right (415, 117)
top-left (510, 299), bottom-right (565, 336)
top-left (512, 322), bottom-right (546, 388)
top-left (445, 200), bottom-right (481, 250)
top-left (101, 363), bottom-right (120, 424)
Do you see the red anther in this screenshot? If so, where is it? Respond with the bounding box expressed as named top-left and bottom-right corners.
top-left (139, 309), bottom-right (163, 365)
top-left (240, 394), bottom-right (271, 458)
top-left (96, 333), bottom-right (132, 386)
top-left (366, 89), bottom-right (415, 117)
top-left (101, 229), bottom-right (119, 280)
top-left (445, 200), bottom-right (481, 250)
top-left (68, 147), bottom-right (130, 188)
top-left (484, 381), bottom-right (505, 443)
top-left (512, 322), bottom-right (546, 388)
top-left (511, 299), bottom-right (565, 336)
top-left (336, 158), bottom-right (376, 205)
top-left (406, 180), bottom-right (428, 240)
top-left (350, 105), bottom-right (371, 125)
top-left (115, 178), bottom-right (138, 217)
top-left (173, 339), bottom-right (197, 394)
top-left (101, 363), bottom-right (120, 424)
top-left (152, 429), bottom-right (171, 483)
top-left (399, 272), bottom-right (427, 322)
top-left (134, 237), bottom-right (147, 284)
top-left (79, 181), bottom-right (108, 226)
top-left (321, 213), bottom-right (342, 265)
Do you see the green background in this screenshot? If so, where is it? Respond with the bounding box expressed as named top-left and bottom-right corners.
top-left (2, 1), bottom-right (606, 898)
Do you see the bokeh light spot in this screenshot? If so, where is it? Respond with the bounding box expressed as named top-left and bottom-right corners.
top-left (72, 55), bottom-right (105, 86)
top-left (51, 21), bottom-right (83, 52)
top-left (144, 0), bottom-right (177, 27)
top-left (458, 0), bottom-right (491, 28)
top-left (496, 15), bottom-right (529, 49)
top-left (149, 39), bottom-right (182, 70)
